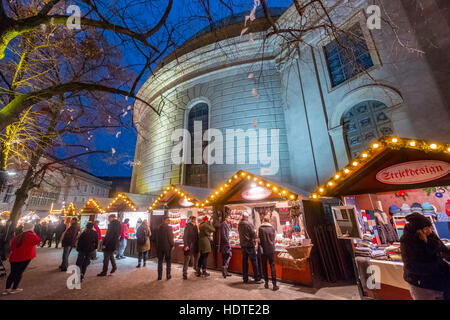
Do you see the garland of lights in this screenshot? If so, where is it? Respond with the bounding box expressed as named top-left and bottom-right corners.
top-left (310, 136), bottom-right (450, 199)
top-left (150, 186), bottom-right (199, 211)
top-left (106, 193), bottom-right (137, 211)
top-left (149, 170), bottom-right (299, 210)
top-left (80, 198), bottom-right (105, 214)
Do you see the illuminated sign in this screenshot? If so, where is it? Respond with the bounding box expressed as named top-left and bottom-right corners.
top-left (241, 186), bottom-right (272, 201)
top-left (376, 160), bottom-right (450, 185)
top-left (179, 198), bottom-right (194, 207)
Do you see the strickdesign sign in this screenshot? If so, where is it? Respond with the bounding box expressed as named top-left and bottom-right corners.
top-left (376, 160), bottom-right (450, 185)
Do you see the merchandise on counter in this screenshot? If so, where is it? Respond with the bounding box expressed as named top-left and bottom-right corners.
top-left (410, 202), bottom-right (423, 214)
top-left (168, 211), bottom-right (181, 239)
top-left (400, 203), bottom-right (411, 215)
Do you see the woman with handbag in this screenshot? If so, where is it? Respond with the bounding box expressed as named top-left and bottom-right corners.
top-left (136, 220), bottom-right (151, 268)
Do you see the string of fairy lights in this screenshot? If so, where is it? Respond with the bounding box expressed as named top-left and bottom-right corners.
top-left (79, 193), bottom-right (137, 214)
top-left (310, 136), bottom-right (450, 200)
top-left (149, 170), bottom-right (299, 211)
top-left (150, 186), bottom-right (199, 211)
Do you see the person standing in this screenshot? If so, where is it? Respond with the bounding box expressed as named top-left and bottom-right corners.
top-left (0, 220), bottom-right (15, 261)
top-left (156, 216), bottom-right (174, 280)
top-left (39, 222), bottom-right (48, 247)
top-left (1, 223), bottom-right (41, 295)
top-left (400, 213), bottom-right (450, 300)
top-left (136, 220), bottom-right (151, 268)
top-left (220, 214), bottom-right (233, 278)
top-left (183, 215), bottom-right (199, 279)
top-left (59, 218), bottom-right (80, 272)
top-left (238, 212), bottom-right (262, 284)
top-left (258, 212), bottom-right (279, 291)
top-left (92, 220), bottom-right (102, 260)
top-left (75, 222), bottom-right (99, 282)
top-left (97, 214), bottom-right (121, 277)
top-left (54, 220), bottom-right (66, 249)
top-left (197, 216), bottom-right (215, 277)
top-left (41, 222), bottom-right (54, 248)
top-left (116, 218), bottom-right (130, 259)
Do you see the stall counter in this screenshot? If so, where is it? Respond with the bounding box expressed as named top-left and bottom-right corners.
top-left (219, 246), bottom-right (312, 286)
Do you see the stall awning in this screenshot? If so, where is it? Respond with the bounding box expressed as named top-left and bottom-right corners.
top-left (105, 193), bottom-right (154, 212)
top-left (80, 198), bottom-right (112, 215)
top-left (50, 202), bottom-right (77, 216)
top-left (311, 136), bottom-right (450, 198)
top-left (201, 170), bottom-right (308, 206)
top-left (149, 185), bottom-right (214, 211)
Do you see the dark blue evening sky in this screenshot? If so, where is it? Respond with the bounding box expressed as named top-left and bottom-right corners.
top-left (80, 0), bottom-right (292, 178)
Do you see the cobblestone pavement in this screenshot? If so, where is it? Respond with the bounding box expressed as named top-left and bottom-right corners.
top-left (0, 247), bottom-right (360, 300)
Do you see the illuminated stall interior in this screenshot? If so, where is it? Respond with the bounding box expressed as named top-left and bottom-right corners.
top-left (79, 197), bottom-right (111, 233)
top-left (106, 193), bottom-right (153, 239)
top-left (310, 136), bottom-right (450, 299)
top-left (150, 185), bottom-right (213, 244)
top-left (0, 211), bottom-right (9, 224)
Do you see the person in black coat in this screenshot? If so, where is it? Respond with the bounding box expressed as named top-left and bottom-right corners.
top-left (400, 213), bottom-right (450, 300)
top-left (54, 220), bottom-right (66, 248)
top-left (59, 218), bottom-right (80, 271)
top-left (39, 222), bottom-right (48, 247)
top-left (0, 220), bottom-right (15, 261)
top-left (76, 222), bottom-right (99, 281)
top-left (258, 212), bottom-right (279, 291)
top-left (41, 222), bottom-right (54, 248)
top-left (156, 216), bottom-right (174, 280)
top-left (220, 215), bottom-right (233, 278)
top-left (97, 214), bottom-right (121, 276)
top-left (182, 215), bottom-right (199, 279)
top-left (238, 213), bottom-right (262, 284)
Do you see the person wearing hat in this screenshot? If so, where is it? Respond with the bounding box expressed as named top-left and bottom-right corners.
top-left (197, 216), bottom-right (215, 277)
top-left (238, 212), bottom-right (262, 284)
top-left (2, 222), bottom-right (41, 295)
top-left (76, 222), bottom-right (99, 282)
top-left (400, 213), bottom-right (450, 300)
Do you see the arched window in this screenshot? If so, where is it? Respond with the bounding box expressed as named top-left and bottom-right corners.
top-left (343, 100), bottom-right (394, 159)
top-left (185, 103), bottom-right (209, 187)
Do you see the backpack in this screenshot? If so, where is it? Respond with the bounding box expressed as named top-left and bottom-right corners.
top-left (136, 227), bottom-right (147, 245)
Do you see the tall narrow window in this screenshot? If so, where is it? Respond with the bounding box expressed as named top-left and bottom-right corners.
top-left (185, 103), bottom-right (209, 187)
top-left (324, 23), bottom-right (374, 87)
top-left (343, 100), bottom-right (394, 159)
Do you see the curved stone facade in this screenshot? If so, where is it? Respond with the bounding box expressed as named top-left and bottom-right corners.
top-left (131, 1), bottom-right (450, 194)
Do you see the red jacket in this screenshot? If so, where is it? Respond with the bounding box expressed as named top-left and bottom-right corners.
top-left (120, 223), bottom-right (129, 239)
top-left (9, 232), bottom-right (41, 262)
top-left (93, 224), bottom-right (102, 241)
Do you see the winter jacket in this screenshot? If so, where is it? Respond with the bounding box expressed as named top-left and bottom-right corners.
top-left (76, 229), bottom-right (99, 253)
top-left (220, 221), bottom-right (231, 248)
top-left (198, 221), bottom-right (215, 254)
top-left (0, 223), bottom-right (15, 243)
top-left (93, 224), bottom-right (102, 241)
top-left (55, 222), bottom-right (66, 237)
top-left (156, 223), bottom-right (174, 252)
top-left (238, 220), bottom-right (257, 248)
top-left (183, 222), bottom-right (199, 253)
top-left (103, 219), bottom-right (121, 251)
top-left (46, 223), bottom-right (55, 238)
top-left (120, 222), bottom-right (129, 239)
top-left (400, 224), bottom-right (450, 292)
top-left (258, 222), bottom-right (276, 255)
top-left (61, 223), bottom-right (80, 247)
top-left (136, 224), bottom-right (151, 253)
top-left (9, 232), bottom-right (41, 262)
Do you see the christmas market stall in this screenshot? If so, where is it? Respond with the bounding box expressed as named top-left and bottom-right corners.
top-left (149, 185), bottom-right (213, 263)
top-left (104, 193), bottom-right (153, 257)
top-left (310, 136), bottom-right (450, 300)
top-left (79, 197), bottom-right (111, 233)
top-left (44, 202), bottom-right (78, 224)
top-left (185, 170), bottom-right (313, 286)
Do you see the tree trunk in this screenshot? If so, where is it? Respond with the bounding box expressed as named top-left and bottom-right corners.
top-left (9, 185), bottom-right (29, 226)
